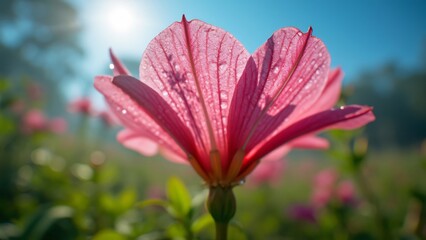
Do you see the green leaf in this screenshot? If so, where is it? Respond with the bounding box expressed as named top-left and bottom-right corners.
top-left (136, 198), bottom-right (169, 209)
top-left (100, 193), bottom-right (117, 213)
top-left (191, 214), bottom-right (213, 233)
top-left (92, 229), bottom-right (126, 240)
top-left (118, 188), bottom-right (137, 210)
top-left (166, 223), bottom-right (186, 239)
top-left (20, 205), bottom-right (74, 240)
top-left (191, 188), bottom-right (208, 208)
top-left (166, 176), bottom-right (191, 218)
top-left (0, 115), bottom-right (15, 135)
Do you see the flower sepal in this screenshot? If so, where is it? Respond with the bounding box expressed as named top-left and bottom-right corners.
top-left (207, 186), bottom-right (236, 224)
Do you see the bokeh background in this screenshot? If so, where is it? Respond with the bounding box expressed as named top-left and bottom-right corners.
top-left (1, 0), bottom-right (426, 239)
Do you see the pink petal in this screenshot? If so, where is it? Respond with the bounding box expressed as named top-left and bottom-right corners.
top-left (111, 75), bottom-right (199, 156)
top-left (110, 48), bottom-right (131, 75)
top-left (246, 105), bottom-right (375, 163)
top-left (288, 135), bottom-right (329, 149)
top-left (261, 135), bottom-right (327, 162)
top-left (304, 67), bottom-right (343, 116)
top-left (117, 129), bottom-right (186, 163)
top-left (49, 117), bottom-right (68, 134)
top-left (261, 144), bottom-right (291, 162)
top-left (138, 16), bottom-right (250, 170)
top-left (118, 130), bottom-right (159, 156)
top-left (228, 27), bottom-right (331, 154)
top-left (94, 75), bottom-right (197, 163)
top-left (248, 159), bottom-right (285, 186)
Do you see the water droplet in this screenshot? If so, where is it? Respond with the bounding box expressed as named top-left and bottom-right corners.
top-left (339, 106), bottom-right (345, 110)
top-left (121, 109), bottom-right (127, 114)
top-left (273, 66), bottom-right (279, 74)
top-left (220, 90), bottom-right (228, 100)
top-left (219, 63), bottom-right (227, 73)
top-left (298, 78), bottom-right (303, 83)
top-left (220, 102), bottom-right (228, 109)
top-left (174, 64), bottom-right (180, 71)
top-left (162, 91), bottom-right (168, 96)
top-left (297, 32), bottom-right (303, 36)
top-left (318, 52), bottom-right (323, 57)
top-left (304, 82), bottom-right (312, 90)
top-left (109, 63), bottom-right (114, 70)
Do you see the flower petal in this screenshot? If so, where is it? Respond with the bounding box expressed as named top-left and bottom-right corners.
top-left (117, 129), bottom-right (160, 156)
top-left (228, 27), bottom-right (331, 153)
top-left (306, 67), bottom-right (343, 114)
top-left (288, 135), bottom-right (329, 149)
top-left (111, 75), bottom-right (199, 156)
top-left (110, 48), bottom-right (131, 76)
top-left (138, 16), bottom-right (250, 169)
top-left (246, 105), bottom-right (375, 164)
top-left (94, 75), bottom-right (197, 162)
top-left (261, 135), bottom-right (328, 162)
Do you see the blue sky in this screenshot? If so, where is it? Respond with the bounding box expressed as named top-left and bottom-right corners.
top-left (75, 0), bottom-right (426, 97)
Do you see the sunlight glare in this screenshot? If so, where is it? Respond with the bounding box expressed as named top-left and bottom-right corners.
top-left (104, 3), bottom-right (137, 34)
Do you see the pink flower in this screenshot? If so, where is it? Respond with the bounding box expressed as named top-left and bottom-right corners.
top-left (288, 204), bottom-right (317, 223)
top-left (21, 109), bottom-right (68, 134)
top-left (94, 16), bottom-right (374, 187)
top-left (68, 98), bottom-right (93, 115)
top-left (22, 109), bottom-right (48, 133)
top-left (49, 117), bottom-right (68, 134)
top-left (336, 180), bottom-right (357, 205)
top-left (311, 168), bottom-right (337, 207)
top-left (248, 159), bottom-right (285, 186)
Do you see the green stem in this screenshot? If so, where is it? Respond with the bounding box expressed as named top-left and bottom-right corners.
top-left (215, 221), bottom-right (228, 240)
top-left (354, 170), bottom-right (392, 239)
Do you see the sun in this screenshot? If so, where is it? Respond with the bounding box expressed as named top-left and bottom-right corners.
top-left (105, 4), bottom-right (136, 34)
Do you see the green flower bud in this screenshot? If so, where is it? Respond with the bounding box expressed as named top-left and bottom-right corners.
top-left (207, 186), bottom-right (236, 224)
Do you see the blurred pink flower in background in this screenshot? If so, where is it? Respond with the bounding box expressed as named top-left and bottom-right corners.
top-left (248, 159), bottom-right (285, 186)
top-left (49, 117), bottom-right (68, 134)
top-left (21, 109), bottom-right (67, 134)
top-left (95, 16), bottom-right (375, 187)
top-left (311, 168), bottom-right (358, 208)
top-left (22, 109), bottom-right (47, 133)
top-left (288, 204), bottom-right (317, 223)
top-left (336, 180), bottom-right (357, 205)
top-left (311, 168), bottom-right (338, 208)
top-left (68, 97), bottom-right (94, 116)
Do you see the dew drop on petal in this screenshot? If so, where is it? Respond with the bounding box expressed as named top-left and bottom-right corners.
top-left (220, 90), bottom-right (228, 100)
top-left (162, 91), bottom-right (168, 96)
top-left (219, 63), bottom-right (227, 74)
top-left (273, 66), bottom-right (279, 74)
top-left (238, 179), bottom-right (246, 185)
top-left (174, 64), bottom-right (180, 71)
top-left (220, 102), bottom-right (228, 109)
top-left (297, 32), bottom-right (303, 36)
top-left (109, 63), bottom-right (114, 70)
top-left (121, 109), bottom-right (127, 114)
